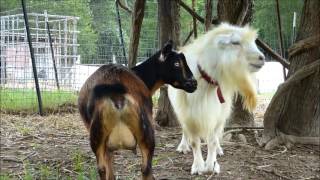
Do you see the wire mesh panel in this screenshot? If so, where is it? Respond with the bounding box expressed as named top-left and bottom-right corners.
top-left (0, 12), bottom-right (79, 90)
top-left (0, 0), bottom-right (159, 114)
top-left (0, 0), bottom-right (303, 114)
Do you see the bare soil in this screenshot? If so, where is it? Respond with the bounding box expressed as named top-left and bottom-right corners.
top-left (0, 97), bottom-right (319, 179)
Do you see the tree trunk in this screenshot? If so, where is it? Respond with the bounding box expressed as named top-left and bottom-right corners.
top-left (217, 0), bottom-right (255, 127)
top-left (155, 0), bottom-right (180, 126)
top-left (217, 0), bottom-right (252, 26)
top-left (262, 0), bottom-right (320, 149)
top-left (204, 0), bottom-right (213, 31)
top-left (128, 0), bottom-right (146, 68)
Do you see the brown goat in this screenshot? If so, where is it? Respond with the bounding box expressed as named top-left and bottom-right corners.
top-left (78, 41), bottom-right (197, 180)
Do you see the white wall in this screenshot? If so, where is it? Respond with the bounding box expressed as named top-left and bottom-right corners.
top-left (70, 62), bottom-right (285, 93)
top-left (70, 64), bottom-right (100, 91)
top-left (255, 62), bottom-right (285, 94)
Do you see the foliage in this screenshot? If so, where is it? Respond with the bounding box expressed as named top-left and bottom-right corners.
top-left (252, 0), bottom-right (304, 56)
top-left (0, 0), bottom-right (303, 64)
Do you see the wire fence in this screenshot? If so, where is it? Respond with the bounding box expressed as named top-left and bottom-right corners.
top-left (0, 0), bottom-right (303, 114)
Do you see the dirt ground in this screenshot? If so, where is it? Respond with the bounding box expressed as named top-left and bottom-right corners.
top-left (0, 97), bottom-right (319, 179)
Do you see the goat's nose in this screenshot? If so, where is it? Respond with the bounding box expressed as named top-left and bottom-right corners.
top-left (189, 79), bottom-right (197, 87)
top-left (259, 55), bottom-right (265, 61)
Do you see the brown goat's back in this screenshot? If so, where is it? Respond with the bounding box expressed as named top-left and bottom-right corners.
top-left (78, 64), bottom-right (152, 129)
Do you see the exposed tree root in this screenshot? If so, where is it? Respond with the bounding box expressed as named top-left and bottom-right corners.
top-left (261, 130), bottom-right (320, 150)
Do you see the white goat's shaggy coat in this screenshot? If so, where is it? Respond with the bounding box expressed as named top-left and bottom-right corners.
top-left (168, 23), bottom-right (265, 175)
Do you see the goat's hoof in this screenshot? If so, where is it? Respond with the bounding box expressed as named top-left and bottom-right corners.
top-left (191, 161), bottom-right (205, 175)
top-left (176, 143), bottom-right (191, 154)
top-left (204, 161), bottom-right (220, 174)
top-left (217, 147), bottom-right (224, 156)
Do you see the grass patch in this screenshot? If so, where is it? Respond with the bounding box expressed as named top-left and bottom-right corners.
top-left (0, 88), bottom-right (77, 112)
top-left (258, 91), bottom-right (275, 99)
top-left (0, 174), bottom-right (12, 180)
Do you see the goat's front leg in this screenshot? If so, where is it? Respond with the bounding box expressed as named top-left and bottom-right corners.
top-left (177, 131), bottom-right (191, 154)
top-left (90, 117), bottom-right (114, 180)
top-left (204, 135), bottom-right (220, 174)
top-left (189, 136), bottom-right (205, 175)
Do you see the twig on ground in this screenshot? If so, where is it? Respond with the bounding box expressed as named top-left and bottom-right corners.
top-left (223, 129), bottom-right (242, 136)
top-left (257, 168), bottom-right (291, 180)
top-left (21, 152), bottom-right (37, 161)
top-left (224, 126), bottom-right (264, 130)
top-left (256, 164), bottom-right (272, 169)
top-left (62, 168), bottom-right (79, 175)
top-left (222, 141), bottom-right (255, 149)
top-left (1, 156), bottom-right (22, 163)
top-left (207, 174), bottom-right (214, 180)
top-left (256, 146), bottom-right (288, 158)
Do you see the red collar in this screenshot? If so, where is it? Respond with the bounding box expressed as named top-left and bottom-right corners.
top-left (197, 64), bottom-right (225, 103)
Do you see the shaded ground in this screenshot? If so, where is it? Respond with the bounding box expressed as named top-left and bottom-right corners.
top-left (0, 96), bottom-right (319, 179)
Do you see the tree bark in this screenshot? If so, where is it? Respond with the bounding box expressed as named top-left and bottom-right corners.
top-left (204, 0), bottom-right (213, 31)
top-left (128, 0), bottom-right (146, 68)
top-left (155, 0), bottom-right (180, 126)
top-left (262, 0), bottom-right (320, 149)
top-left (217, 0), bottom-right (255, 127)
top-left (217, 0), bottom-right (252, 26)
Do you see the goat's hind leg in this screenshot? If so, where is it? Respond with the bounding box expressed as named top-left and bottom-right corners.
top-left (90, 117), bottom-right (115, 180)
top-left (139, 138), bottom-right (155, 180)
top-left (135, 113), bottom-right (155, 180)
top-left (216, 137), bottom-right (224, 156)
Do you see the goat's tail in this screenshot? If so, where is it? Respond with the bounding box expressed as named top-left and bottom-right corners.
top-left (87, 83), bottom-right (131, 121)
top-left (92, 83), bottom-right (127, 108)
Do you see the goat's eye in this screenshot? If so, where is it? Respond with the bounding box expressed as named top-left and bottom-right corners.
top-left (174, 62), bottom-right (180, 67)
top-left (231, 41), bottom-right (240, 45)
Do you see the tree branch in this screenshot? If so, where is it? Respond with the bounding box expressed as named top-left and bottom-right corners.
top-left (183, 29), bottom-right (194, 45)
top-left (177, 0), bottom-right (204, 23)
top-left (288, 35), bottom-right (320, 57)
top-left (256, 38), bottom-right (290, 69)
top-left (116, 0), bottom-right (132, 14)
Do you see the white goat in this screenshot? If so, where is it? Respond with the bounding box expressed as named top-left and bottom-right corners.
top-left (168, 23), bottom-right (265, 175)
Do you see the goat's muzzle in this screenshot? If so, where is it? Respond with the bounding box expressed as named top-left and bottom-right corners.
top-left (184, 78), bottom-right (197, 93)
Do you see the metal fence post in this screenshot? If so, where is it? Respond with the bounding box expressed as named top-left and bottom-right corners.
top-left (21, 0), bottom-right (43, 115)
top-left (115, 1), bottom-right (127, 65)
top-left (44, 10), bottom-right (60, 90)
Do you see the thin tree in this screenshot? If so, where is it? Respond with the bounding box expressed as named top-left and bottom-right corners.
top-left (155, 0), bottom-right (181, 126)
top-left (261, 0), bottom-right (320, 149)
top-left (128, 0), bottom-right (146, 68)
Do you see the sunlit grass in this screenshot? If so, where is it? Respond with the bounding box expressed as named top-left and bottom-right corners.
top-left (0, 88), bottom-right (77, 112)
